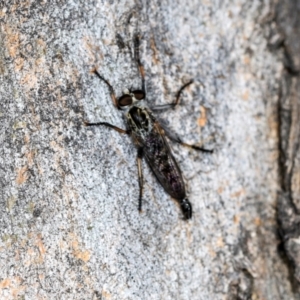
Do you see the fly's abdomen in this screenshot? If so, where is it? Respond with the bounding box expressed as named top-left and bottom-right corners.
top-left (144, 132), bottom-right (186, 200)
top-left (127, 106), bottom-right (187, 201)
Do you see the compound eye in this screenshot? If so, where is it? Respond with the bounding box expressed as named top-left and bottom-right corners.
top-left (118, 95), bottom-right (132, 107)
top-left (132, 90), bottom-right (145, 100)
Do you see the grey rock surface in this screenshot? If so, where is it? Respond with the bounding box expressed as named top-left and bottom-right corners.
top-left (0, 0), bottom-right (298, 299)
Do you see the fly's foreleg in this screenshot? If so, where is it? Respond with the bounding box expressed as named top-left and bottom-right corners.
top-left (137, 148), bottom-right (144, 212)
top-left (151, 80), bottom-right (194, 111)
top-left (134, 34), bottom-right (145, 94)
top-left (93, 70), bottom-right (119, 109)
top-left (84, 121), bottom-right (130, 135)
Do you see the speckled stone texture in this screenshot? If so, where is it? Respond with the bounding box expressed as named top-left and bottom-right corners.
top-left (0, 1), bottom-right (298, 299)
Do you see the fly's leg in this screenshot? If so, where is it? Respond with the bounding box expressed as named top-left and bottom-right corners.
top-left (173, 80), bottom-right (194, 108)
top-left (92, 69), bottom-right (119, 109)
top-left (160, 122), bottom-right (213, 153)
top-left (84, 121), bottom-right (130, 135)
top-left (168, 134), bottom-right (213, 153)
top-left (134, 34), bottom-right (146, 94)
top-left (137, 148), bottom-right (144, 212)
top-left (151, 80), bottom-right (194, 111)
top-left (151, 80), bottom-right (213, 152)
top-left (86, 121), bottom-right (144, 212)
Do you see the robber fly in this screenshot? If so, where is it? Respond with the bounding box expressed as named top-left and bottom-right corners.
top-left (85, 35), bottom-right (212, 220)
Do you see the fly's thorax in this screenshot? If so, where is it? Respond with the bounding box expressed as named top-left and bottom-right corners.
top-left (126, 105), bottom-right (153, 137)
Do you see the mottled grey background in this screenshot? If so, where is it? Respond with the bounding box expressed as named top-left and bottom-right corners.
top-left (0, 0), bottom-right (299, 299)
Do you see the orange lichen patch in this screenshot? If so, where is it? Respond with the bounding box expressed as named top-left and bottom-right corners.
top-left (10, 4), bottom-right (18, 12)
top-left (69, 233), bottom-right (92, 263)
top-left (0, 9), bottom-right (5, 18)
top-left (230, 188), bottom-right (245, 198)
top-left (84, 276), bottom-right (93, 287)
top-left (35, 56), bottom-right (45, 67)
top-left (73, 250), bottom-right (91, 263)
top-left (16, 166), bottom-right (28, 185)
top-left (243, 55), bottom-right (250, 65)
top-left (0, 277), bottom-right (26, 298)
top-left (27, 247), bottom-right (35, 256)
top-left (11, 280), bottom-right (26, 298)
top-left (14, 57), bottom-right (24, 72)
top-left (24, 134), bottom-right (30, 144)
top-left (59, 238), bottom-right (68, 251)
top-left (12, 287), bottom-right (26, 298)
top-left (103, 39), bottom-right (112, 45)
top-left (217, 186), bottom-right (224, 194)
top-left (28, 231), bottom-right (36, 239)
top-left (25, 150), bottom-right (35, 167)
top-left (20, 72), bottom-right (38, 89)
top-left (254, 217), bottom-right (262, 226)
top-left (83, 36), bottom-right (96, 51)
top-left (102, 290), bottom-right (112, 299)
top-left (233, 214), bottom-right (240, 224)
top-left (4, 26), bottom-right (20, 58)
top-left (36, 234), bottom-right (46, 257)
top-left (197, 105), bottom-right (207, 127)
top-left (241, 90), bottom-right (249, 101)
top-left (20, 238), bottom-right (27, 248)
top-left (39, 273), bottom-right (45, 281)
top-left (50, 140), bottom-right (63, 152)
top-left (217, 181), bottom-right (229, 194)
top-left (71, 237), bottom-right (79, 250)
top-left (268, 115), bottom-right (279, 139)
top-left (150, 35), bottom-right (159, 65)
top-left (36, 38), bottom-right (46, 49)
top-left (37, 163), bottom-right (44, 175)
top-left (25, 234), bottom-right (46, 265)
top-left (208, 247), bottom-right (216, 259)
top-left (0, 278), bottom-right (11, 289)
top-left (216, 237), bottom-right (224, 248)
top-left (14, 249), bottom-right (20, 261)
top-left (82, 36), bottom-right (102, 63)
top-left (187, 227), bottom-right (193, 244)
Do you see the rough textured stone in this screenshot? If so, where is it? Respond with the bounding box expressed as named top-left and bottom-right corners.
top-left (0, 0), bottom-right (299, 299)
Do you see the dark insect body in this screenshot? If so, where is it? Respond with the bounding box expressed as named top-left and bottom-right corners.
top-left (85, 35), bottom-right (212, 220)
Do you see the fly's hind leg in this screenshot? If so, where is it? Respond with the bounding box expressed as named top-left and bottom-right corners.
top-left (160, 122), bottom-right (213, 153)
top-left (169, 133), bottom-right (213, 153)
top-left (137, 148), bottom-right (144, 212)
top-left (152, 80), bottom-right (213, 152)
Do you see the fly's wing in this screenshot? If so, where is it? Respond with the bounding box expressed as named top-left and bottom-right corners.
top-left (142, 121), bottom-right (186, 200)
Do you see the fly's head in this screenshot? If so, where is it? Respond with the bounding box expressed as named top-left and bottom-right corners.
top-left (117, 88), bottom-right (145, 110)
top-left (118, 88), bottom-right (151, 136)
